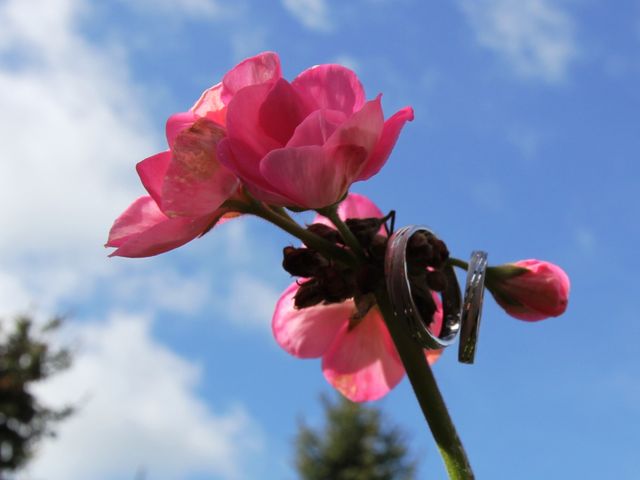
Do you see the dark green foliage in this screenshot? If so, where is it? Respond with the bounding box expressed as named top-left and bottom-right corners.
top-left (0, 316), bottom-right (72, 473)
top-left (295, 395), bottom-right (416, 480)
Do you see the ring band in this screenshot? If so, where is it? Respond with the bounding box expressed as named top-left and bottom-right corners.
top-left (384, 225), bottom-right (462, 350)
top-left (458, 251), bottom-right (488, 364)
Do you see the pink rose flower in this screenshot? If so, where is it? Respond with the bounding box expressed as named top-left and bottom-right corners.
top-left (216, 52), bottom-right (414, 209)
top-left (272, 194), bottom-right (442, 402)
top-left (107, 54), bottom-right (288, 257)
top-left (107, 52), bottom-right (412, 256)
top-left (487, 259), bottom-right (570, 321)
top-left (106, 116), bottom-right (240, 258)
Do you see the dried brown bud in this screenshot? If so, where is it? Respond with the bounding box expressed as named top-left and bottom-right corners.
top-left (355, 263), bottom-right (384, 295)
top-left (294, 279), bottom-right (324, 308)
top-left (350, 292), bottom-right (377, 329)
top-left (320, 266), bottom-right (356, 304)
top-left (306, 223), bottom-right (344, 244)
top-left (431, 238), bottom-right (450, 267)
top-left (345, 217), bottom-right (384, 247)
top-left (368, 235), bottom-right (388, 261)
top-left (282, 246), bottom-right (329, 277)
top-left (406, 231), bottom-right (449, 269)
top-left (426, 269), bottom-right (447, 292)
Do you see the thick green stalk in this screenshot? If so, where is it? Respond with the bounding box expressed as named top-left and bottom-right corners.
top-left (319, 206), bottom-right (367, 262)
top-left (231, 194), bottom-right (473, 478)
top-left (374, 287), bottom-right (474, 480)
top-left (448, 257), bottom-right (469, 270)
top-left (228, 199), bottom-right (357, 267)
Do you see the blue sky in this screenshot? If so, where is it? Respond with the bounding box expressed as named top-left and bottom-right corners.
top-left (1, 0), bottom-right (639, 478)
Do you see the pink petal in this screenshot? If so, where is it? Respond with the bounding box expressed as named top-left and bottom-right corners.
top-left (191, 82), bottom-right (227, 125)
top-left (425, 348), bottom-right (443, 364)
top-left (322, 307), bottom-right (405, 402)
top-left (259, 144), bottom-right (368, 209)
top-left (292, 64), bottom-right (366, 116)
top-left (136, 152), bottom-right (171, 205)
top-left (258, 79), bottom-right (307, 146)
top-left (357, 106), bottom-right (414, 181)
top-left (217, 137), bottom-right (291, 204)
top-left (272, 282), bottom-right (353, 358)
top-left (286, 109), bottom-right (347, 148)
top-left (221, 51), bottom-right (282, 103)
top-left (161, 119), bottom-right (239, 217)
top-left (336, 192), bottom-right (384, 220)
top-left (106, 196), bottom-right (167, 248)
top-left (425, 291), bottom-right (444, 364)
top-left (107, 196), bottom-right (221, 257)
top-left (226, 83), bottom-right (282, 160)
top-left (166, 112), bottom-right (197, 149)
top-left (325, 97), bottom-right (384, 166)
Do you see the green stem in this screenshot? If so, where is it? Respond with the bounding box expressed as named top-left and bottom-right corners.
top-left (227, 199), bottom-right (356, 267)
top-left (448, 257), bottom-right (469, 270)
top-left (318, 206), bottom-right (367, 262)
top-left (270, 205), bottom-right (296, 223)
top-left (229, 195), bottom-right (472, 478)
top-left (374, 286), bottom-right (474, 480)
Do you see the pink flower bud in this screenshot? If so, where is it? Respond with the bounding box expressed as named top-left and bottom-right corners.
top-left (487, 260), bottom-right (570, 321)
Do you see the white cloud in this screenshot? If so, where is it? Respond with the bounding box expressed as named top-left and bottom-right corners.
top-left (0, 0), bottom-right (158, 311)
top-left (108, 267), bottom-right (213, 315)
top-left (0, 272), bottom-right (32, 318)
top-left (0, 2), bottom-right (269, 476)
top-left (459, 0), bottom-right (578, 82)
top-left (223, 272), bottom-right (281, 331)
top-left (230, 26), bottom-right (269, 62)
top-left (118, 0), bottom-right (228, 18)
top-left (26, 313), bottom-right (262, 480)
top-left (508, 126), bottom-right (543, 160)
top-left (331, 54), bottom-right (361, 72)
top-left (575, 227), bottom-right (596, 255)
top-left (282, 0), bottom-right (332, 32)
top-left (219, 220), bottom-right (254, 265)
top-left (469, 178), bottom-right (506, 212)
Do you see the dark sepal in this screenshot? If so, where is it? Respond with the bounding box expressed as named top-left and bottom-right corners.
top-left (282, 246), bottom-right (329, 277)
top-left (319, 266), bottom-right (357, 304)
top-left (294, 279), bottom-right (325, 309)
top-left (345, 217), bottom-right (385, 247)
top-left (349, 292), bottom-right (377, 329)
top-left (306, 223), bottom-right (344, 245)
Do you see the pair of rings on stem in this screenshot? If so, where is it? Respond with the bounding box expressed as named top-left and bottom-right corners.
top-left (385, 225), bottom-right (487, 364)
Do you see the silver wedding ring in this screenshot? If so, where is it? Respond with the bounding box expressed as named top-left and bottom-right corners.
top-left (384, 226), bottom-right (462, 350)
top-left (458, 251), bottom-right (488, 364)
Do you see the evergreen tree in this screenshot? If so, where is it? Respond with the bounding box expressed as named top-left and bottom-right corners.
top-left (295, 395), bottom-right (416, 480)
top-left (0, 316), bottom-right (72, 475)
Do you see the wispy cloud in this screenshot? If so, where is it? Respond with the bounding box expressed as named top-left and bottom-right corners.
top-left (116, 0), bottom-right (227, 18)
top-left (109, 267), bottom-right (213, 316)
top-left (331, 54), bottom-right (361, 72)
top-left (223, 272), bottom-right (281, 331)
top-left (458, 0), bottom-right (578, 83)
top-left (0, 1), bottom-right (269, 476)
top-left (0, 0), bottom-right (156, 310)
top-left (574, 226), bottom-right (596, 256)
top-left (28, 313), bottom-right (262, 480)
top-left (508, 126), bottom-right (543, 160)
top-left (282, 0), bottom-right (332, 32)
